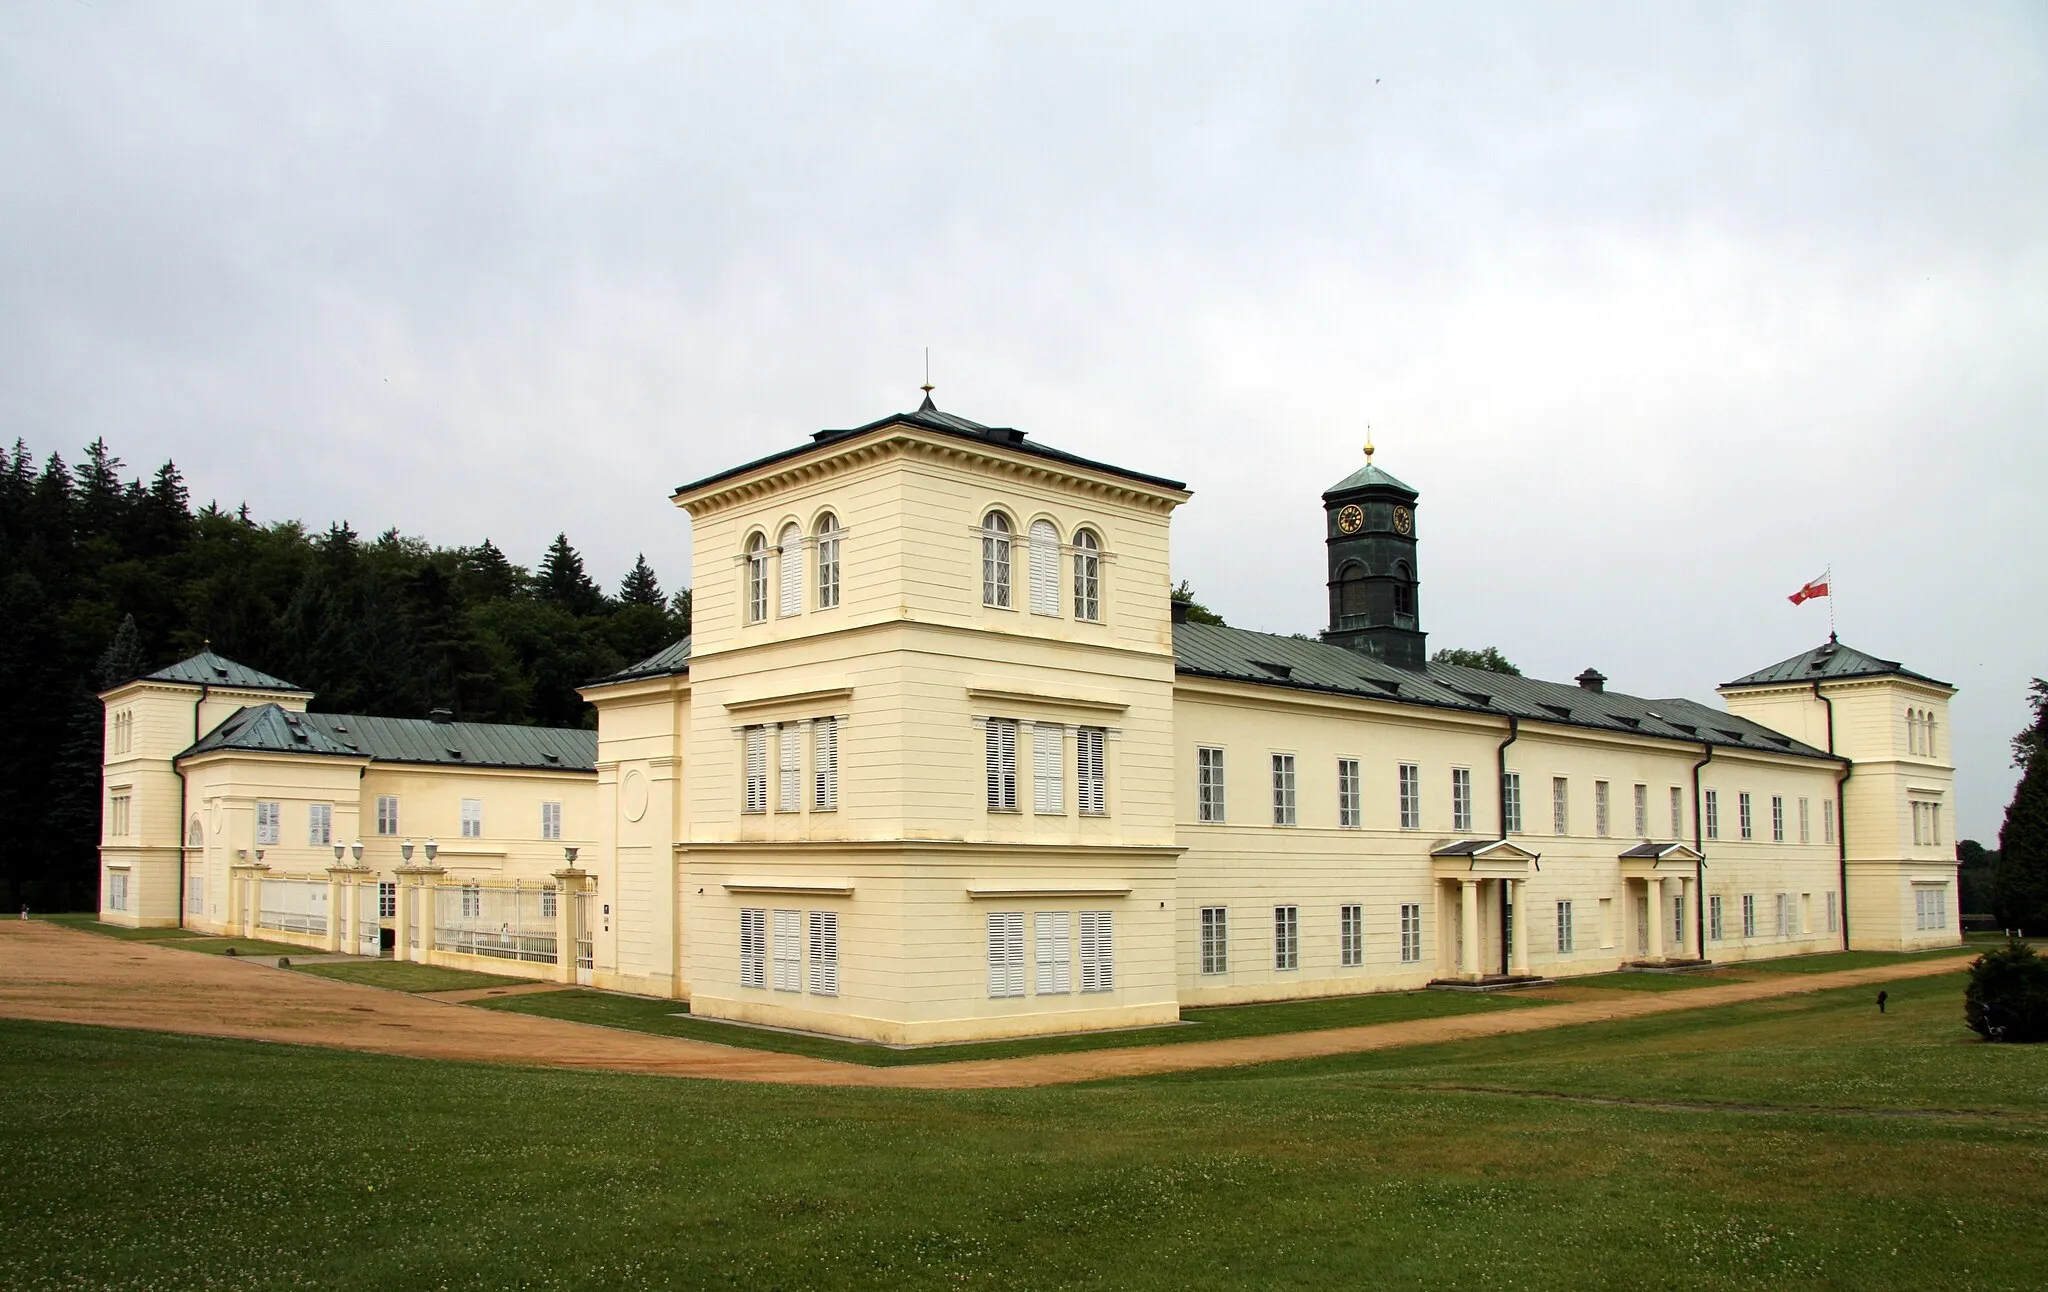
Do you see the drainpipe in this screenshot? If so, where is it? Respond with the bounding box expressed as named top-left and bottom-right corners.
top-left (175, 683), bottom-right (209, 930)
top-left (1692, 742), bottom-right (1713, 957)
top-left (1815, 680), bottom-right (1850, 950)
top-left (1496, 716), bottom-right (1520, 977)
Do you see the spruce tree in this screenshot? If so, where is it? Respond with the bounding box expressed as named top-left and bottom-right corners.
top-left (619, 554), bottom-right (664, 606)
top-left (1996, 680), bottom-right (2048, 934)
top-left (538, 533), bottom-right (605, 616)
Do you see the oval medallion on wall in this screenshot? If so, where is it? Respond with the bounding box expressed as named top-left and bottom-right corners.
top-left (622, 767), bottom-right (649, 823)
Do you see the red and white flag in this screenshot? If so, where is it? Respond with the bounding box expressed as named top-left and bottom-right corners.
top-left (1788, 572), bottom-right (1830, 606)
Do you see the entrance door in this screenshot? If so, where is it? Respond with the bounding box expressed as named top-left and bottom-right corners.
top-left (1634, 894), bottom-right (1649, 957)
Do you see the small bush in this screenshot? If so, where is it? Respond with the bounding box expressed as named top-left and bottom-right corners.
top-left (1964, 939), bottom-right (2048, 1042)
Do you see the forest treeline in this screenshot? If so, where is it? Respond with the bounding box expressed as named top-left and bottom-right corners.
top-left (0, 438), bottom-right (691, 911)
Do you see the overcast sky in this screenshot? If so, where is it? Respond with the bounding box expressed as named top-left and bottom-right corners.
top-left (5, 2), bottom-right (2042, 839)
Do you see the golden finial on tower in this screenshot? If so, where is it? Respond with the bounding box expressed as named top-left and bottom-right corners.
top-left (1363, 426), bottom-right (1374, 463)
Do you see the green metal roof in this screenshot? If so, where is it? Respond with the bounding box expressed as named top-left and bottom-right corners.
top-left (1323, 460), bottom-right (1415, 498)
top-left (592, 636), bottom-right (692, 685)
top-left (1172, 622), bottom-right (1835, 760)
top-left (137, 651), bottom-right (305, 693)
top-left (183, 704), bottom-right (596, 772)
top-left (1721, 637), bottom-right (1950, 689)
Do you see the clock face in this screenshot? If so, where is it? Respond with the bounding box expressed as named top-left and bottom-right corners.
top-left (1336, 504), bottom-right (1365, 535)
top-left (1393, 505), bottom-right (1413, 536)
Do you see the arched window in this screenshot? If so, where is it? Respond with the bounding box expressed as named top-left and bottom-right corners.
top-left (1336, 563), bottom-right (1368, 623)
top-left (778, 522), bottom-right (804, 617)
top-left (1392, 562), bottom-right (1416, 624)
top-left (1907, 708), bottom-right (1922, 756)
top-left (744, 532), bottom-right (768, 624)
top-left (1925, 711), bottom-right (1938, 759)
top-left (815, 513), bottom-right (841, 610)
top-left (1072, 529), bottom-right (1101, 621)
top-left (982, 511), bottom-right (1012, 608)
top-left (187, 817), bottom-right (204, 849)
top-left (1028, 519), bottom-right (1061, 615)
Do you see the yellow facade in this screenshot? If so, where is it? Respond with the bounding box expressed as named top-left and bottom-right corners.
top-left (101, 401), bottom-right (1962, 1044)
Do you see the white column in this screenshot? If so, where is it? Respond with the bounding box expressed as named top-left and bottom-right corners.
top-left (1509, 879), bottom-right (1531, 976)
top-left (1460, 879), bottom-right (1480, 980)
top-left (1646, 877), bottom-right (1666, 962)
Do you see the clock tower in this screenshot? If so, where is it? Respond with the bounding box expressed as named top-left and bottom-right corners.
top-left (1319, 440), bottom-right (1427, 669)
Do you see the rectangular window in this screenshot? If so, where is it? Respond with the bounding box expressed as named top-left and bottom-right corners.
top-left (1502, 772), bottom-right (1522, 834)
top-left (185, 875), bottom-right (205, 915)
top-left (1197, 746), bottom-right (1226, 823)
top-left (807, 910), bottom-right (839, 995)
top-left (777, 726), bottom-right (802, 813)
top-left (743, 726), bottom-right (767, 814)
top-left (540, 801), bottom-right (562, 841)
top-left (1738, 791), bottom-right (1753, 840)
top-left (747, 544), bottom-right (768, 624)
top-left (379, 882), bottom-right (397, 919)
top-left (1671, 786), bottom-right (1684, 838)
top-left (1599, 896), bottom-right (1614, 948)
top-left (986, 719), bottom-right (1019, 812)
top-left (255, 800), bottom-right (279, 846)
top-left (1920, 885), bottom-right (1946, 930)
top-left (1552, 777), bottom-right (1569, 835)
top-left (308, 802), bottom-right (332, 846)
top-left (1337, 759), bottom-right (1361, 828)
top-left (1594, 781), bottom-right (1610, 838)
top-left (460, 884), bottom-right (482, 919)
top-left (1398, 763), bottom-right (1421, 830)
top-left (987, 911), bottom-right (1025, 998)
top-left (1035, 911), bottom-right (1072, 994)
top-left (1073, 535), bottom-right (1101, 621)
top-left (1776, 892), bottom-right (1791, 937)
top-left (1556, 900), bottom-right (1574, 954)
top-left (1825, 890), bottom-right (1839, 933)
top-left (1028, 521), bottom-right (1060, 615)
top-left (1399, 903), bottom-right (1422, 963)
top-left (1273, 905), bottom-right (1299, 970)
top-left (1771, 795), bottom-right (1785, 843)
top-left (541, 887), bottom-right (558, 920)
top-left (1799, 797), bottom-right (1811, 844)
top-left (1200, 906), bottom-right (1228, 974)
top-left (106, 870), bottom-right (128, 912)
top-left (1076, 727), bottom-right (1107, 816)
top-left (1079, 911), bottom-right (1115, 993)
top-left (1032, 724), bottom-right (1065, 814)
top-left (1822, 799), bottom-right (1835, 844)
top-left (739, 908), bottom-right (766, 988)
top-left (1452, 768), bottom-right (1473, 832)
top-left (1633, 784), bottom-right (1648, 839)
top-left (375, 795), bottom-right (400, 836)
top-left (1709, 894), bottom-right (1725, 941)
top-left (1340, 904), bottom-right (1363, 966)
top-left (779, 529), bottom-right (804, 618)
top-left (461, 798), bottom-right (483, 839)
top-left (773, 909), bottom-right (801, 991)
top-left (812, 717), bottom-right (839, 810)
top-left (109, 793), bottom-right (132, 839)
top-left (1705, 790), bottom-right (1719, 840)
top-left (1271, 754), bottom-right (1297, 826)
top-left (1741, 893), bottom-right (1756, 939)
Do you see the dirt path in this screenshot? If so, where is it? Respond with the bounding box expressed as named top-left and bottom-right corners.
top-left (0, 921), bottom-right (1973, 1090)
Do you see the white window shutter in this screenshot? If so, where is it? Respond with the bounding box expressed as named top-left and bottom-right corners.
top-left (773, 908), bottom-right (801, 990)
top-left (744, 727), bottom-right (767, 813)
top-left (988, 911), bottom-right (1024, 997)
top-left (1028, 520), bottom-right (1060, 614)
top-left (1079, 910), bottom-right (1113, 993)
top-left (1032, 724), bottom-right (1063, 814)
top-left (1035, 911), bottom-right (1071, 994)
top-left (808, 911), bottom-right (839, 995)
top-left (740, 908), bottom-right (766, 987)
top-left (778, 524), bottom-right (803, 616)
top-left (813, 718), bottom-right (838, 809)
top-left (778, 726), bottom-right (801, 812)
top-left (1077, 728), bottom-right (1106, 815)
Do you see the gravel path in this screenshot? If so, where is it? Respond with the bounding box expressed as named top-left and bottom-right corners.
top-left (0, 920), bottom-right (1972, 1089)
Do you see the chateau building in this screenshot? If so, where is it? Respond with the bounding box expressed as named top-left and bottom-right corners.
top-left (99, 399), bottom-right (1962, 1044)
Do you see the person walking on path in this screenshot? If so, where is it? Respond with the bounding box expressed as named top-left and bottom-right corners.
top-left (1877, 990), bottom-right (1889, 1014)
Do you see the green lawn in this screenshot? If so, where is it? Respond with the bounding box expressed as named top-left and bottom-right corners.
top-left (293, 961), bottom-right (532, 993)
top-left (3, 968), bottom-right (2041, 1290)
top-left (1565, 969), bottom-right (1748, 991)
top-left (475, 983), bottom-right (1554, 1067)
top-left (36, 913), bottom-right (206, 940)
top-left (1731, 946), bottom-right (1978, 975)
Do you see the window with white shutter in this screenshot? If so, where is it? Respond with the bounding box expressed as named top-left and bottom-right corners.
top-left (107, 870), bottom-right (128, 912)
top-left (815, 513), bottom-right (841, 609)
top-left (1028, 519), bottom-right (1060, 615)
top-left (1822, 799), bottom-right (1835, 844)
top-left (308, 802), bottom-right (332, 846)
top-left (743, 727), bottom-right (768, 814)
top-left (739, 908), bottom-right (767, 987)
top-left (1825, 890), bottom-right (1838, 933)
top-left (1032, 724), bottom-right (1064, 814)
top-left (807, 910), bottom-right (839, 995)
top-left (987, 911), bottom-right (1025, 998)
top-left (985, 719), bottom-right (1018, 811)
top-left (540, 801), bottom-right (562, 841)
top-left (778, 523), bottom-right (804, 617)
top-left (773, 909), bottom-right (801, 991)
top-left (1035, 911), bottom-right (1071, 994)
top-left (1079, 910), bottom-right (1114, 993)
top-left (1072, 529), bottom-right (1100, 621)
top-left (1076, 727), bottom-right (1106, 816)
top-left (777, 726), bottom-right (801, 813)
top-left (812, 718), bottom-right (839, 810)
top-left (461, 797), bottom-right (483, 838)
top-left (185, 875), bottom-right (205, 915)
top-left (1772, 795), bottom-right (1785, 842)
top-left (255, 800), bottom-right (280, 846)
top-left (981, 512), bottom-right (1012, 608)
top-left (376, 795), bottom-right (400, 836)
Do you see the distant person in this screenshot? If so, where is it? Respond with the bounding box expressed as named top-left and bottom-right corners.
top-left (1877, 990), bottom-right (1888, 1014)
top-left (18, 904), bottom-right (26, 921)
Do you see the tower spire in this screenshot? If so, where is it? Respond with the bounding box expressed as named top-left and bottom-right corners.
top-left (919, 347), bottom-right (935, 411)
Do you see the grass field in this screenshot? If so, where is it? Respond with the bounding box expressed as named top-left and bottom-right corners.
top-left (476, 981), bottom-right (1553, 1066)
top-left (292, 961), bottom-right (532, 992)
top-left (5, 967), bottom-right (2042, 1290)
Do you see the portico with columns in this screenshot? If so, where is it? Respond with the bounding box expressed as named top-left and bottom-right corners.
top-left (1431, 840), bottom-right (1541, 981)
top-left (1619, 843), bottom-right (1703, 963)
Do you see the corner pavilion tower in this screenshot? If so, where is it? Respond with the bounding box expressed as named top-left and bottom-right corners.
top-left (1319, 440), bottom-right (1426, 669)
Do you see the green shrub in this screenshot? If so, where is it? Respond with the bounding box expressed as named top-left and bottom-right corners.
top-left (1964, 939), bottom-right (2048, 1042)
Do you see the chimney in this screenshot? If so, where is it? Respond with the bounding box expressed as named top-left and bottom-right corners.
top-left (1575, 668), bottom-right (1607, 693)
top-left (1170, 598), bottom-right (1190, 625)
top-left (429, 707), bottom-right (455, 724)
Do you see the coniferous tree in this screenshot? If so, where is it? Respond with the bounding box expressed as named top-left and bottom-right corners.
top-left (1996, 680), bottom-right (2048, 934)
top-left (538, 533), bottom-right (605, 616)
top-left (619, 554), bottom-right (664, 606)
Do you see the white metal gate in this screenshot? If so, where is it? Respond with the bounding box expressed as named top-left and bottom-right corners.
top-left (574, 890), bottom-right (594, 985)
top-left (355, 883), bottom-right (383, 956)
top-left (257, 878), bottom-right (327, 936)
top-left (434, 884), bottom-right (558, 964)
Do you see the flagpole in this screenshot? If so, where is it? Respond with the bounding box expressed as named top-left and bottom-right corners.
top-left (1827, 563), bottom-right (1836, 640)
